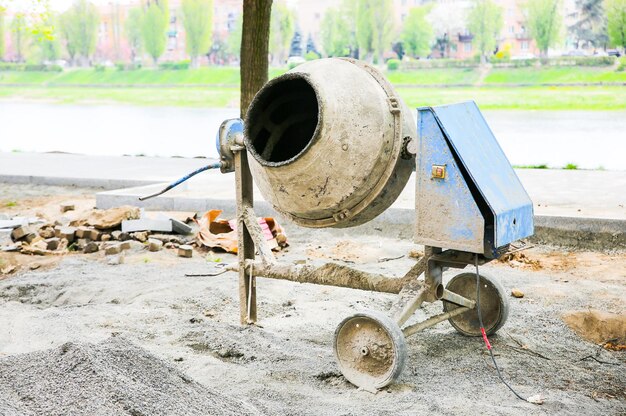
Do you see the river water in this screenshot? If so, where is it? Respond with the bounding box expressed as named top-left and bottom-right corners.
top-left (0, 102), bottom-right (624, 170)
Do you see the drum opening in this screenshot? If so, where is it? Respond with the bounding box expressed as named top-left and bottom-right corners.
top-left (245, 76), bottom-right (320, 165)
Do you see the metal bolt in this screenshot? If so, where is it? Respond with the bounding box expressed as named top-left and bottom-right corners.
top-left (341, 143), bottom-right (349, 151)
top-left (360, 346), bottom-right (369, 356)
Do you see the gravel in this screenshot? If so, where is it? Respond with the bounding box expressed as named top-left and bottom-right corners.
top-left (0, 336), bottom-right (260, 416)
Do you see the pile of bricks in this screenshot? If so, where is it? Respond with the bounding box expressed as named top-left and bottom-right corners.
top-left (1, 207), bottom-right (198, 261)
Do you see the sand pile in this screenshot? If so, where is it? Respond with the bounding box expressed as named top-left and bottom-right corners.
top-left (563, 310), bottom-right (626, 346)
top-left (0, 337), bottom-right (259, 416)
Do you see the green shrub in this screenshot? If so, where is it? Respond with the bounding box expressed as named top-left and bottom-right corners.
top-left (617, 56), bottom-right (626, 72)
top-left (541, 56), bottom-right (615, 67)
top-left (400, 58), bottom-right (479, 69)
top-left (563, 163), bottom-right (578, 170)
top-left (159, 60), bottom-right (191, 70)
top-left (94, 64), bottom-right (106, 72)
top-left (115, 62), bottom-right (126, 71)
top-left (387, 58), bottom-right (400, 71)
top-left (0, 62), bottom-right (63, 72)
top-left (305, 51), bottom-right (320, 61)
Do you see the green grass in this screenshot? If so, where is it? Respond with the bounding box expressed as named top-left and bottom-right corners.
top-left (513, 164), bottom-right (549, 169)
top-left (0, 86), bottom-right (240, 107)
top-left (2, 65), bottom-right (625, 87)
top-left (395, 86), bottom-right (626, 111)
top-left (0, 67), bottom-right (243, 85)
top-left (1, 85), bottom-right (625, 110)
top-left (386, 68), bottom-right (481, 85)
top-left (484, 67), bottom-right (626, 84)
top-left (1, 66), bottom-right (625, 110)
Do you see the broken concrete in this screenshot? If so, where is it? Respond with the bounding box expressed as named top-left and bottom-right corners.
top-left (148, 238), bottom-right (163, 252)
top-left (122, 218), bottom-right (173, 233)
top-left (83, 242), bottom-right (99, 254)
top-left (178, 245), bottom-right (193, 258)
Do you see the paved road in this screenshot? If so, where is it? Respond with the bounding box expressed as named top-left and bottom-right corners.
top-left (1, 152), bottom-right (624, 220)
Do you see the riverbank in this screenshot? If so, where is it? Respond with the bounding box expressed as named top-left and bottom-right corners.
top-left (1, 66), bottom-right (625, 110)
top-left (1, 84), bottom-right (625, 110)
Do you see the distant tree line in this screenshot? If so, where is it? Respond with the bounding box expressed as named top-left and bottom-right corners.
top-left (0, 0), bottom-right (625, 66)
top-left (318, 0), bottom-right (626, 63)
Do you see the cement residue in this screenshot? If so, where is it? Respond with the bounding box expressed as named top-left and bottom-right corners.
top-left (0, 337), bottom-right (259, 416)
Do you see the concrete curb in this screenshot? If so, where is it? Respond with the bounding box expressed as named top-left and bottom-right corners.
top-left (0, 174), bottom-right (159, 190)
top-left (532, 215), bottom-right (626, 251)
top-left (95, 184), bottom-right (626, 251)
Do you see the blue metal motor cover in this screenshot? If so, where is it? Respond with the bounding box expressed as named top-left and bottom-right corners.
top-left (416, 101), bottom-right (534, 257)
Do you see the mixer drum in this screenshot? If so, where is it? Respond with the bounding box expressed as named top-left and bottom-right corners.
top-left (244, 58), bottom-right (416, 228)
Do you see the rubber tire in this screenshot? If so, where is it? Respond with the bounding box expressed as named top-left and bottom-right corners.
top-left (443, 272), bottom-right (510, 337)
top-left (333, 309), bottom-right (407, 390)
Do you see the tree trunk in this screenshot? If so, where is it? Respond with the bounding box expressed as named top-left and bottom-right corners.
top-left (240, 0), bottom-right (273, 119)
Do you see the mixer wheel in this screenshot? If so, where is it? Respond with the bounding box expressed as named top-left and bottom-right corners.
top-left (443, 272), bottom-right (509, 337)
top-left (333, 310), bottom-right (407, 390)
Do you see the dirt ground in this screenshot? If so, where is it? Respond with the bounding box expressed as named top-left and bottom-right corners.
top-left (1, 185), bottom-right (625, 415)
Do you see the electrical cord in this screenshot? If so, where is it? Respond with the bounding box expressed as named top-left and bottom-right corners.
top-left (474, 254), bottom-right (530, 403)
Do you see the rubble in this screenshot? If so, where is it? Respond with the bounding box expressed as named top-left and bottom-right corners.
top-left (511, 288), bottom-right (525, 298)
top-left (195, 209), bottom-right (287, 254)
top-left (11, 226), bottom-right (29, 241)
top-left (83, 242), bottom-right (99, 254)
top-left (60, 204), bottom-right (75, 213)
top-left (104, 244), bottom-right (123, 256)
top-left (55, 226), bottom-right (77, 243)
top-left (0, 206), bottom-right (268, 264)
top-left (46, 238), bottom-right (60, 251)
top-left (148, 238), bottom-right (163, 252)
top-left (84, 205), bottom-right (141, 230)
top-left (122, 218), bottom-right (173, 233)
top-left (130, 231), bottom-right (149, 242)
top-left (178, 245), bottom-right (193, 258)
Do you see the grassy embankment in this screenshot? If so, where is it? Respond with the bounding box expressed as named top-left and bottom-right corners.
top-left (0, 66), bottom-right (625, 110)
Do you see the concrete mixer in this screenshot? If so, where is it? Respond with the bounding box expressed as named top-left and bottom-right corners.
top-left (215, 58), bottom-right (534, 391)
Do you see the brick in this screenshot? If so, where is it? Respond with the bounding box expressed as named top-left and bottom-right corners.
top-left (74, 238), bottom-right (88, 251)
top-left (148, 238), bottom-right (163, 252)
top-left (75, 227), bottom-right (90, 239)
top-left (11, 226), bottom-right (28, 241)
top-left (60, 204), bottom-right (75, 213)
top-left (105, 244), bottom-right (122, 256)
top-left (88, 230), bottom-right (101, 241)
top-left (178, 245), bottom-right (193, 258)
top-left (83, 242), bottom-right (99, 254)
top-left (130, 231), bottom-right (149, 243)
top-left (38, 226), bottom-right (56, 239)
top-left (55, 227), bottom-right (76, 243)
top-left (45, 237), bottom-right (61, 251)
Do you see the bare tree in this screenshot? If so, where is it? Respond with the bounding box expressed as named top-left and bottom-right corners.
top-left (240, 0), bottom-right (273, 118)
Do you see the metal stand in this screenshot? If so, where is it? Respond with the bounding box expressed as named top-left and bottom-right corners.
top-left (233, 145), bottom-right (256, 324)
top-left (231, 145), bottom-right (509, 390)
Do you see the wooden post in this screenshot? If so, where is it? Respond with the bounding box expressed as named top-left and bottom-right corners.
top-left (234, 149), bottom-right (256, 324)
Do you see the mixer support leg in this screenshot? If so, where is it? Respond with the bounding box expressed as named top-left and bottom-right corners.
top-left (234, 148), bottom-right (256, 324)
